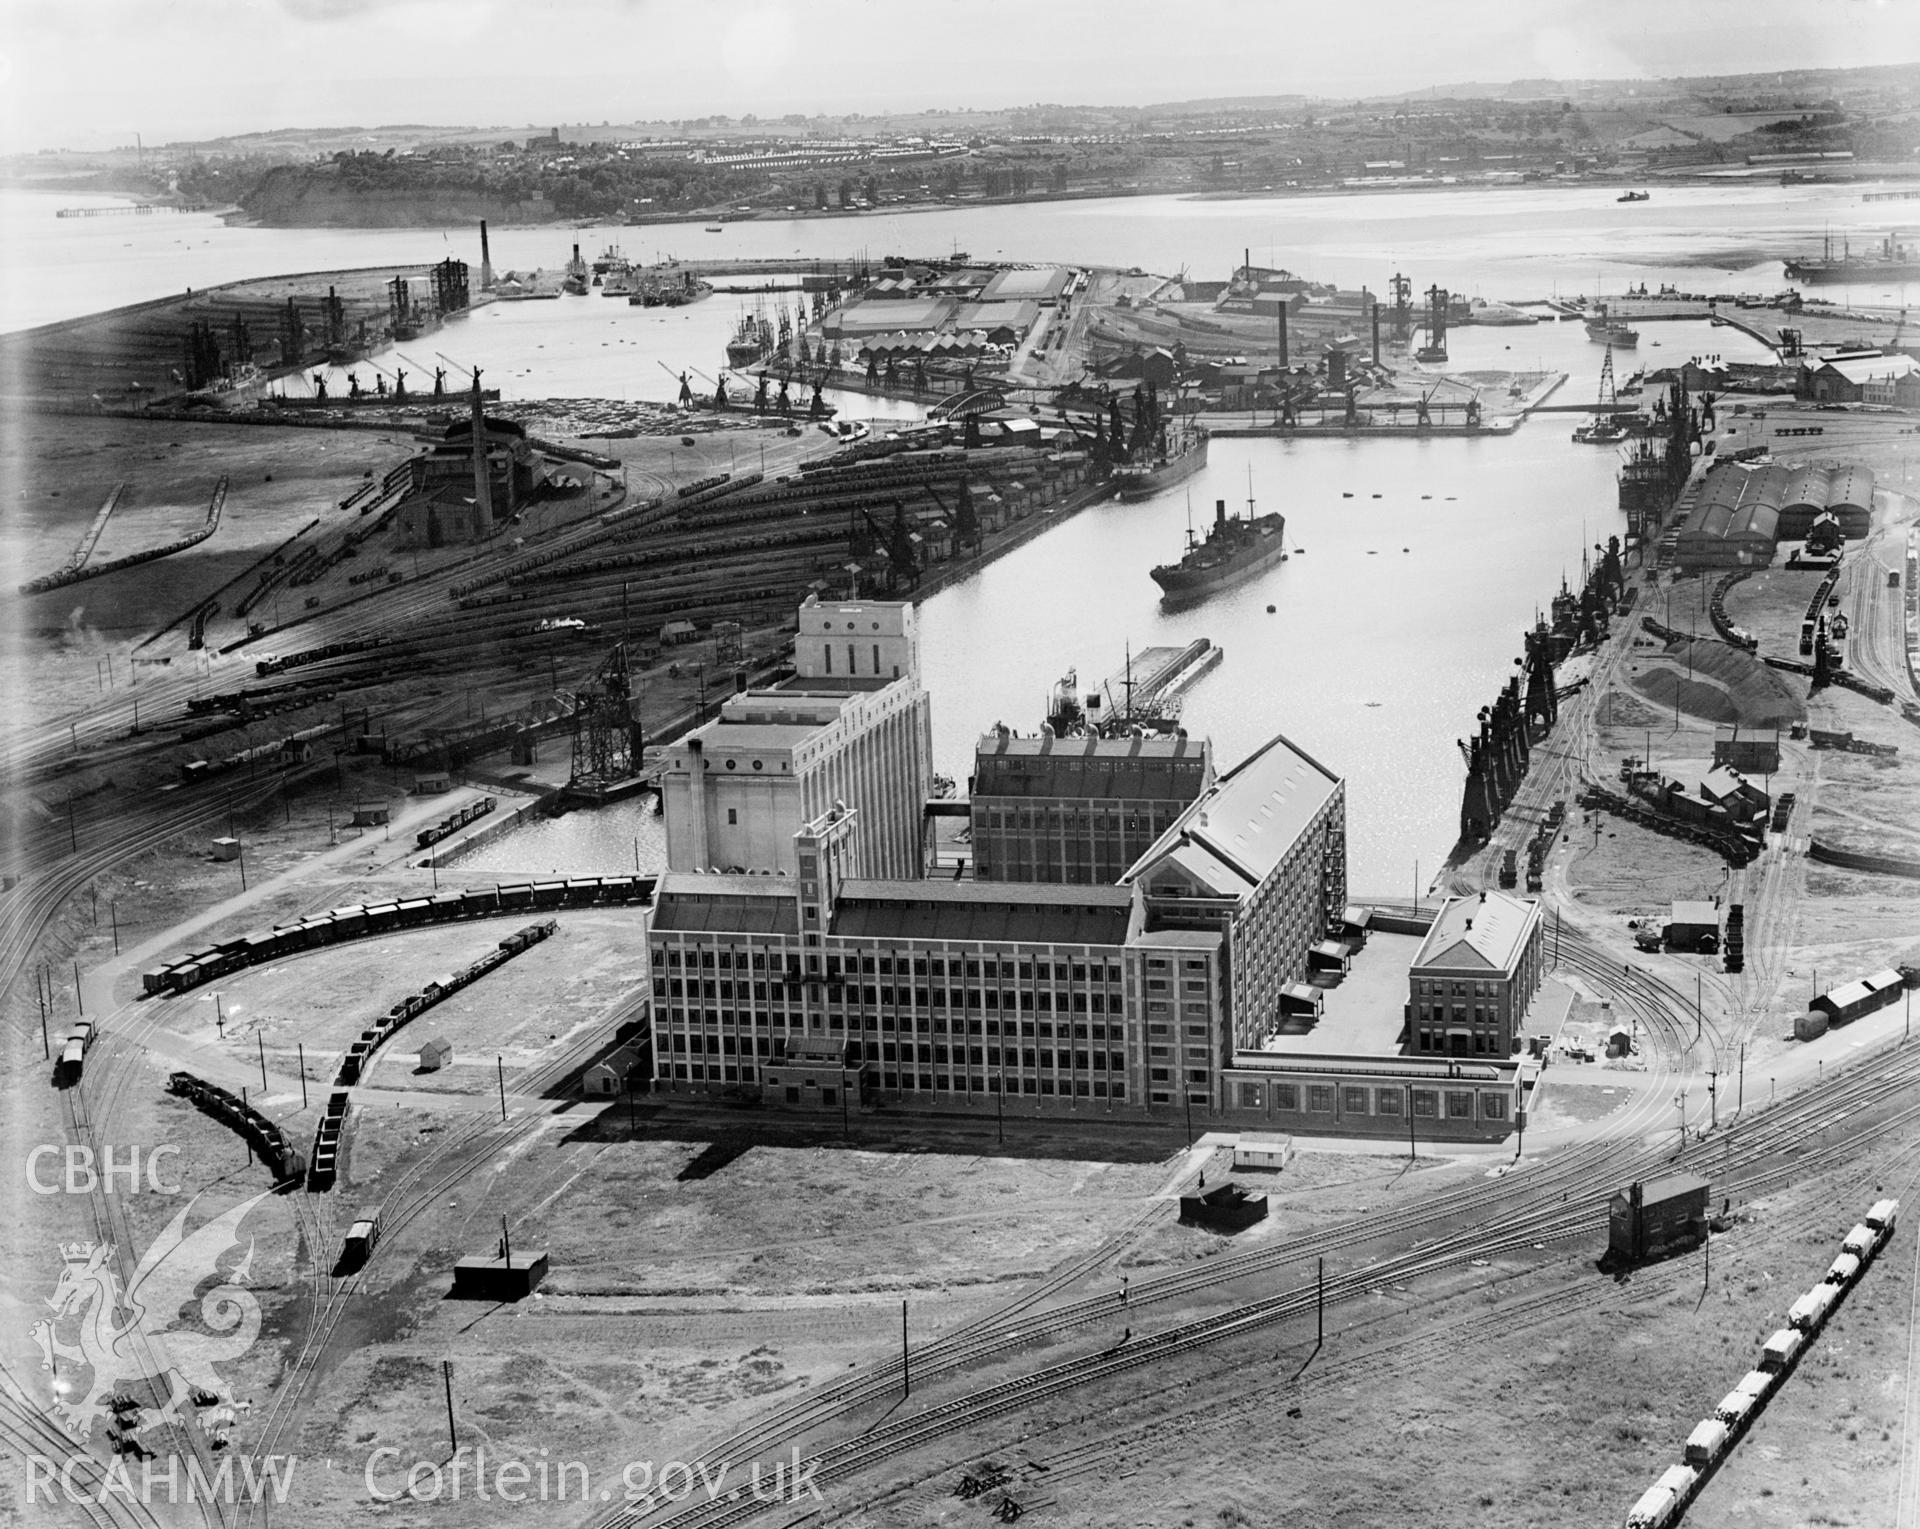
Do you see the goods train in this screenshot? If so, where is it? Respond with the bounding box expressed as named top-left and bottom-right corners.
top-left (141, 876), bottom-right (653, 998)
top-left (167, 1070), bottom-right (304, 1184)
top-left (1624, 1199), bottom-right (1898, 1527)
top-left (416, 795), bottom-right (495, 850)
top-left (309, 921), bottom-right (556, 1191)
top-left (332, 920), bottom-right (555, 1088)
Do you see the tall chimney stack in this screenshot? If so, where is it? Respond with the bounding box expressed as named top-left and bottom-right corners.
top-left (469, 369), bottom-right (493, 540)
top-left (479, 220), bottom-right (494, 291)
top-left (1277, 303), bottom-right (1289, 370)
top-left (1371, 301), bottom-right (1381, 366)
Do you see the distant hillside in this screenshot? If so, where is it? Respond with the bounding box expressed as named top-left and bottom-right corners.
top-left (239, 161), bottom-right (558, 228)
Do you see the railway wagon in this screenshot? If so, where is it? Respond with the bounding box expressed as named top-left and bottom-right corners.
top-left (342, 1208), bottom-right (382, 1267)
top-left (1868, 1198), bottom-right (1900, 1235)
top-left (57, 1036), bottom-right (85, 1082)
top-left (564, 877), bottom-right (604, 907)
top-left (1826, 1252), bottom-right (1862, 1286)
top-left (530, 880), bottom-right (569, 910)
top-left (1684, 1418), bottom-right (1731, 1467)
top-left (395, 897), bottom-right (435, 929)
top-left (498, 883), bottom-right (535, 910)
top-left (1625, 1465), bottom-right (1699, 1529)
top-left (459, 886), bottom-right (502, 915)
top-left (1789, 1283), bottom-right (1839, 1332)
top-left (1761, 1328), bottom-right (1804, 1372)
top-left (1714, 1373), bottom-right (1771, 1427)
top-left (1843, 1223), bottom-right (1878, 1260)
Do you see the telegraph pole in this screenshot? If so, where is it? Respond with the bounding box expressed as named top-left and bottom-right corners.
top-left (442, 1361), bottom-right (457, 1454)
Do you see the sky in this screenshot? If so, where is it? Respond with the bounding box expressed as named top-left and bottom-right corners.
top-left (4, 0), bottom-right (1920, 152)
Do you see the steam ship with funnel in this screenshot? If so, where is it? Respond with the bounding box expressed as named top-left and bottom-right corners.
top-left (1784, 231), bottom-right (1920, 283)
top-left (1151, 488), bottom-right (1287, 605)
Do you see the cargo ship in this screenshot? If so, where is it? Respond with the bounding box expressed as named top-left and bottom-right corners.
top-left (1784, 231), bottom-right (1920, 284)
top-left (1114, 425), bottom-right (1209, 501)
top-left (1151, 491), bottom-right (1287, 606)
top-left (1585, 304), bottom-right (1639, 348)
top-left (725, 306), bottom-right (775, 369)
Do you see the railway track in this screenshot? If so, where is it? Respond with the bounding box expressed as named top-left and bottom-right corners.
top-left (233, 986), bottom-right (650, 1529)
top-left (0, 1362), bottom-right (172, 1529)
top-left (626, 1004), bottom-right (1920, 1529)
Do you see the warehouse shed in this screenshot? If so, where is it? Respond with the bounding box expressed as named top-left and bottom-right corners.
top-left (1811, 968), bottom-right (1909, 1025)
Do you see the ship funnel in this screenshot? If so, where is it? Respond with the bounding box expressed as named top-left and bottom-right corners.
top-left (1215, 499), bottom-right (1227, 526)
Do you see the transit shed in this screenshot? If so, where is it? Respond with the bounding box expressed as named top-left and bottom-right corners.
top-left (1667, 901), bottom-right (1721, 953)
top-left (1811, 969), bottom-right (1908, 1025)
top-left (351, 802), bottom-right (390, 827)
top-left (413, 771), bottom-right (452, 794)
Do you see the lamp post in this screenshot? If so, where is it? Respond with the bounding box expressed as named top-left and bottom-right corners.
top-left (1674, 1088), bottom-right (1687, 1154)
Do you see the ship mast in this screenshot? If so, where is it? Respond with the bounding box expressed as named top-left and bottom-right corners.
top-left (1246, 463), bottom-right (1256, 522)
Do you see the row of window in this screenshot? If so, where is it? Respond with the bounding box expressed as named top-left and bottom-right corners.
top-left (1234, 1079), bottom-right (1508, 1120)
top-left (977, 810), bottom-right (1174, 832)
top-left (656, 980), bottom-right (1132, 1013)
top-left (669, 1034), bottom-right (1129, 1070)
top-left (677, 1063), bottom-right (1127, 1099)
top-left (1414, 979), bottom-right (1506, 998)
top-left (668, 1013), bottom-right (1129, 1037)
top-left (655, 947), bottom-right (1124, 984)
top-left (1413, 1005), bottom-right (1498, 1025)
top-left (1412, 1031), bottom-right (1510, 1055)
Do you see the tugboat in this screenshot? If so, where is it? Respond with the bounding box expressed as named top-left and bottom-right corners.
top-left (1151, 481), bottom-right (1287, 606)
top-left (562, 242), bottom-right (590, 297)
top-left (1617, 190), bottom-right (1651, 203)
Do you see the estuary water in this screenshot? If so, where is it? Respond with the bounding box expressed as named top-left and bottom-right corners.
top-left (2, 181), bottom-right (1898, 888)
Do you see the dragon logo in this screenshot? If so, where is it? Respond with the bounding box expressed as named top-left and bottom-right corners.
top-left (30, 1192), bottom-right (271, 1442)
